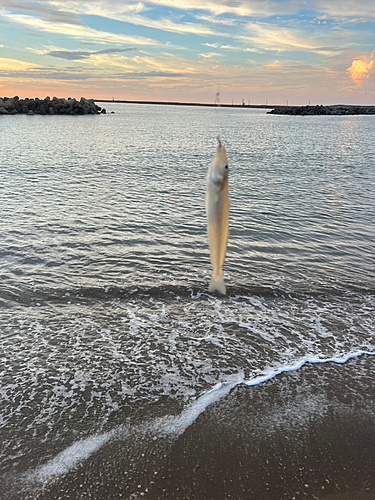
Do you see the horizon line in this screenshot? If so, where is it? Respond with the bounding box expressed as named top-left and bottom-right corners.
top-left (94, 99), bottom-right (374, 109)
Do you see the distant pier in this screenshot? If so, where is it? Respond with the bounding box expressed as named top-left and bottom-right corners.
top-left (95, 100), bottom-right (375, 115)
top-left (95, 99), bottom-right (274, 109)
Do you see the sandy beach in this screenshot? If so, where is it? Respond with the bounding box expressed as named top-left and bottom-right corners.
top-left (11, 354), bottom-right (373, 500)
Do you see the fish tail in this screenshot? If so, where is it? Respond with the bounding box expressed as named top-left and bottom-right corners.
top-left (209, 275), bottom-right (226, 295)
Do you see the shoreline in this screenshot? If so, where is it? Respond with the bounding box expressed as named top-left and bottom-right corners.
top-left (2, 96), bottom-right (374, 115)
top-left (10, 354), bottom-right (375, 500)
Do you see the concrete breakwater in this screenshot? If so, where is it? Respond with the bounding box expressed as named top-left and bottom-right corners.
top-left (0, 96), bottom-right (106, 115)
top-left (268, 105), bottom-right (375, 115)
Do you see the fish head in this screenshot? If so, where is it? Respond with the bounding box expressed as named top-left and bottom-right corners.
top-left (207, 138), bottom-right (228, 190)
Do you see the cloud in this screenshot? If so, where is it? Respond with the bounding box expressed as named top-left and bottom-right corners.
top-left (35, 1), bottom-right (219, 36)
top-left (203, 42), bottom-right (220, 48)
top-left (46, 50), bottom-right (90, 60)
top-left (0, 0), bottom-right (83, 25)
top-left (220, 44), bottom-right (261, 53)
top-left (309, 0), bottom-right (375, 20)
top-left (144, 0), bottom-right (282, 17)
top-left (347, 53), bottom-right (375, 84)
top-left (46, 47), bottom-right (138, 61)
top-left (108, 71), bottom-right (186, 80)
top-left (2, 0), bottom-right (375, 104)
top-left (199, 52), bottom-right (223, 59)
top-left (123, 16), bottom-right (216, 36)
top-left (0, 63), bottom-right (185, 81)
top-left (49, 0), bottom-right (277, 18)
top-left (195, 14), bottom-right (237, 25)
top-left (45, 0), bottom-right (147, 16)
top-left (0, 56), bottom-right (41, 71)
top-left (239, 22), bottom-right (354, 54)
top-left (96, 48), bottom-right (138, 55)
top-left (0, 11), bottom-right (164, 46)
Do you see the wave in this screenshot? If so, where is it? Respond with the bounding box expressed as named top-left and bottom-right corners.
top-left (23, 350), bottom-right (375, 488)
top-left (1, 277), bottom-right (374, 307)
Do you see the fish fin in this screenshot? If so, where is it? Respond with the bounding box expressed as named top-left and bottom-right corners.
top-left (209, 276), bottom-right (226, 295)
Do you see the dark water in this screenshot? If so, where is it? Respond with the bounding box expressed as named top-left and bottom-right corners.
top-left (0, 104), bottom-right (374, 498)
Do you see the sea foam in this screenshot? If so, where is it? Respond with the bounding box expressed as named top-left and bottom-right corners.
top-left (25, 349), bottom-right (375, 486)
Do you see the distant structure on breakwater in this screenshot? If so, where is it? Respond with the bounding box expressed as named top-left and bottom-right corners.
top-left (0, 96), bottom-right (106, 115)
top-left (96, 99), bottom-right (273, 109)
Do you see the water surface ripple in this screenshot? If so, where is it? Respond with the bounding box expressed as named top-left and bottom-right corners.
top-left (0, 105), bottom-right (374, 498)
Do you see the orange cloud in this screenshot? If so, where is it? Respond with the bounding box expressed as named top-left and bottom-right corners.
top-left (347, 53), bottom-right (375, 84)
top-left (0, 57), bottom-right (41, 71)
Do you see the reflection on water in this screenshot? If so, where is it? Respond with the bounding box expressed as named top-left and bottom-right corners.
top-left (1, 105), bottom-right (374, 290)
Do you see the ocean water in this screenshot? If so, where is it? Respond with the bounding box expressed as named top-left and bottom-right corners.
top-left (0, 104), bottom-right (374, 499)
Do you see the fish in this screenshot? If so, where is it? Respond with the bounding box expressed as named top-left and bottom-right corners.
top-left (206, 137), bottom-right (229, 294)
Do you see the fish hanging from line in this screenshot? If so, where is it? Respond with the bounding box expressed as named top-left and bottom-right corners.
top-left (206, 137), bottom-right (229, 294)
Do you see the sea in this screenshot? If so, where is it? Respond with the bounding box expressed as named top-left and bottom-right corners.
top-left (0, 103), bottom-right (374, 499)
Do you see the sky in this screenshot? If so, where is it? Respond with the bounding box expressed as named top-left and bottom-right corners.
top-left (0, 0), bottom-right (374, 104)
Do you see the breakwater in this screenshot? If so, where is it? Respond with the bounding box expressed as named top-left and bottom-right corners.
top-left (96, 99), bottom-right (375, 115)
top-left (0, 96), bottom-right (106, 115)
top-left (96, 99), bottom-right (274, 109)
top-left (268, 105), bottom-right (375, 115)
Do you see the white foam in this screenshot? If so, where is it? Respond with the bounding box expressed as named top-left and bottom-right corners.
top-left (25, 372), bottom-right (244, 485)
top-left (156, 372), bottom-right (244, 437)
top-left (24, 350), bottom-right (375, 487)
top-left (29, 430), bottom-right (115, 483)
top-left (244, 349), bottom-right (375, 387)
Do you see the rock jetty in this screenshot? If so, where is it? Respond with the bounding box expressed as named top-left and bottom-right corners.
top-left (268, 105), bottom-right (375, 115)
top-left (0, 96), bottom-right (106, 115)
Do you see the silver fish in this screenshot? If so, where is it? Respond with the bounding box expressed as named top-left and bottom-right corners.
top-left (206, 137), bottom-right (229, 294)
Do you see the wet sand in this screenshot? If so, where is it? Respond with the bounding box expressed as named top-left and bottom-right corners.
top-left (8, 355), bottom-right (375, 500)
top-left (148, 356), bottom-right (375, 500)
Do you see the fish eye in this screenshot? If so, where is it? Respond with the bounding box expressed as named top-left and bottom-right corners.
top-left (224, 164), bottom-right (228, 170)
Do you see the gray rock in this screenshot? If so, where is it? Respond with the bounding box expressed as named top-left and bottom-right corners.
top-left (0, 98), bottom-right (13, 109)
top-left (0, 95), bottom-right (105, 115)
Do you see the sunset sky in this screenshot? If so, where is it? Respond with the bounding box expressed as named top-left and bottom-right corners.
top-left (0, 0), bottom-right (374, 104)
